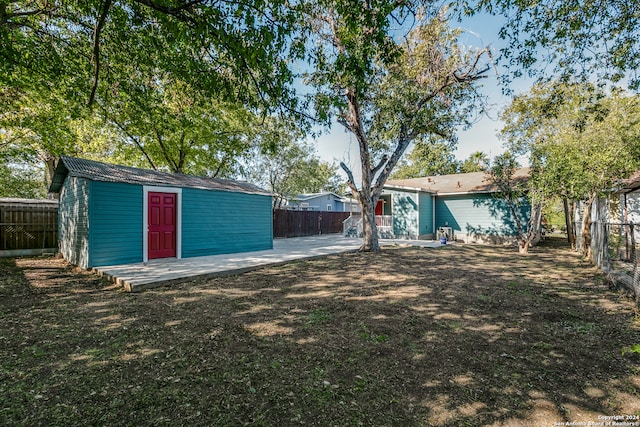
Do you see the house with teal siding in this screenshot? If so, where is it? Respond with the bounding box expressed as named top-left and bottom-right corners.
top-left (372, 168), bottom-right (532, 243)
top-left (49, 156), bottom-right (273, 269)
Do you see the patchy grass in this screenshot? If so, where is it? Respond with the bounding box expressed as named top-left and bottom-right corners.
top-left (1, 238), bottom-right (640, 426)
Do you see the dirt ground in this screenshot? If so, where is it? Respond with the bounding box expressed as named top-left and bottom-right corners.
top-left (1, 237), bottom-right (640, 426)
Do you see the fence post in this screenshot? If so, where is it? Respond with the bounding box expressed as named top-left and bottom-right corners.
top-left (631, 224), bottom-right (636, 265)
top-left (632, 224), bottom-right (640, 303)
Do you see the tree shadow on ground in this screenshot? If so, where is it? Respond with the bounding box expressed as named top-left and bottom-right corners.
top-left (1, 244), bottom-right (639, 426)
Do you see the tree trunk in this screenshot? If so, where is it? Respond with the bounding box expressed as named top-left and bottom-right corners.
top-left (360, 197), bottom-right (380, 251)
top-left (581, 194), bottom-right (596, 259)
top-left (44, 154), bottom-right (57, 187)
top-left (563, 197), bottom-right (574, 248)
top-left (519, 239), bottom-right (530, 254)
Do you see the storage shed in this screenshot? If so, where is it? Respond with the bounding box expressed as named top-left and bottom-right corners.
top-left (49, 156), bottom-right (273, 269)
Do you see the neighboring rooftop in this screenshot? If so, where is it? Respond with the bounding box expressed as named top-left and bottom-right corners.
top-left (49, 156), bottom-right (270, 195)
top-left (0, 197), bottom-right (58, 205)
top-left (620, 170), bottom-right (640, 193)
top-left (386, 168), bottom-right (531, 195)
top-left (294, 192), bottom-right (344, 201)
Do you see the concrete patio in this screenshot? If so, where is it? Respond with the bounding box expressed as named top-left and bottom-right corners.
top-left (94, 235), bottom-right (449, 292)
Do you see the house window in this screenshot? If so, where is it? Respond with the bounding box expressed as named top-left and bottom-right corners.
top-left (327, 205), bottom-right (332, 211)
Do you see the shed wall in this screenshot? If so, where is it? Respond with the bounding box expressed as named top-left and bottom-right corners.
top-left (89, 181), bottom-right (143, 267)
top-left (182, 188), bottom-right (272, 257)
top-left (58, 177), bottom-right (90, 268)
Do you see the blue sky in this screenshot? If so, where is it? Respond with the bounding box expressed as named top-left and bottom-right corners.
top-left (312, 11), bottom-right (533, 177)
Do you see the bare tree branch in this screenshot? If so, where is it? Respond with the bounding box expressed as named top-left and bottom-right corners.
top-left (88, 0), bottom-right (112, 107)
top-left (414, 47), bottom-right (491, 114)
top-left (108, 118), bottom-right (158, 170)
top-left (340, 161), bottom-right (358, 194)
top-left (153, 123), bottom-right (179, 172)
top-left (371, 154), bottom-right (389, 175)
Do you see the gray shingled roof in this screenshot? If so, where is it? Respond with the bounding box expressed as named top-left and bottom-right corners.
top-left (49, 156), bottom-right (270, 196)
top-left (386, 168), bottom-right (531, 195)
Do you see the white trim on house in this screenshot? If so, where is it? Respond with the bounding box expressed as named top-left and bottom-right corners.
top-left (143, 186), bottom-right (182, 263)
top-left (432, 195), bottom-right (436, 236)
top-left (435, 190), bottom-right (494, 196)
top-left (415, 190), bottom-right (420, 239)
top-left (384, 184), bottom-right (433, 193)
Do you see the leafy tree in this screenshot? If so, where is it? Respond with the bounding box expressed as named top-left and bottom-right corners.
top-left (103, 78), bottom-right (262, 177)
top-left (459, 150), bottom-right (489, 173)
top-left (393, 146), bottom-right (489, 178)
top-left (1, 0), bottom-right (303, 183)
top-left (461, 0), bottom-right (640, 89)
top-left (392, 140), bottom-right (460, 179)
top-left (306, 4), bottom-right (491, 251)
top-left (500, 81), bottom-right (640, 257)
top-left (0, 161), bottom-right (47, 198)
top-left (485, 151), bottom-right (542, 254)
top-left (0, 84), bottom-right (116, 185)
top-left (243, 137), bottom-right (344, 208)
top-left (2, 0), bottom-right (301, 108)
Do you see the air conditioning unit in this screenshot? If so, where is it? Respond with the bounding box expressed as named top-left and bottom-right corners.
top-left (438, 226), bottom-right (453, 240)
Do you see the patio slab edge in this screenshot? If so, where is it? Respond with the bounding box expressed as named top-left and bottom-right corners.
top-left (94, 249), bottom-right (361, 292)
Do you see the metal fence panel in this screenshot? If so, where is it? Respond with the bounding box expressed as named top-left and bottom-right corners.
top-left (592, 221), bottom-right (640, 301)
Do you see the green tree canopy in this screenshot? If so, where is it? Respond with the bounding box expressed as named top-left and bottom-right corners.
top-left (459, 150), bottom-right (489, 173)
top-left (243, 136), bottom-right (345, 208)
top-left (460, 0), bottom-right (640, 89)
top-left (500, 80), bottom-right (640, 256)
top-left (1, 0), bottom-right (305, 192)
top-left (104, 78), bottom-right (263, 176)
top-left (392, 140), bottom-right (460, 179)
top-left (2, 0), bottom-right (302, 109)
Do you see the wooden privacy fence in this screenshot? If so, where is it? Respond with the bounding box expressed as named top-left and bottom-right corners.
top-left (273, 209), bottom-right (351, 238)
top-left (0, 198), bottom-right (58, 257)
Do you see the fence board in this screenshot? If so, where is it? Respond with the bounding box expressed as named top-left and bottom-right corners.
top-left (273, 210), bottom-right (350, 238)
top-left (0, 200), bottom-right (58, 255)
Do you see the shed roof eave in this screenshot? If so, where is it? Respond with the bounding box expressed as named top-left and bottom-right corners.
top-left (49, 156), bottom-right (271, 196)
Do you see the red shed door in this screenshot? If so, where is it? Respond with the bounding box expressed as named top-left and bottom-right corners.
top-left (148, 192), bottom-right (176, 259)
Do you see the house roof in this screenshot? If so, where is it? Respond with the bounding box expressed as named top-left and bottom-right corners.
top-left (385, 168), bottom-right (531, 195)
top-left (49, 156), bottom-right (270, 196)
top-left (294, 192), bottom-right (344, 201)
top-left (620, 170), bottom-right (640, 193)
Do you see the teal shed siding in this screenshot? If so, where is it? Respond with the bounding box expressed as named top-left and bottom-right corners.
top-left (58, 180), bottom-right (272, 268)
top-left (182, 188), bottom-right (273, 258)
top-left (435, 194), bottom-right (530, 237)
top-left (58, 177), bottom-right (90, 268)
top-left (88, 181), bottom-right (143, 267)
